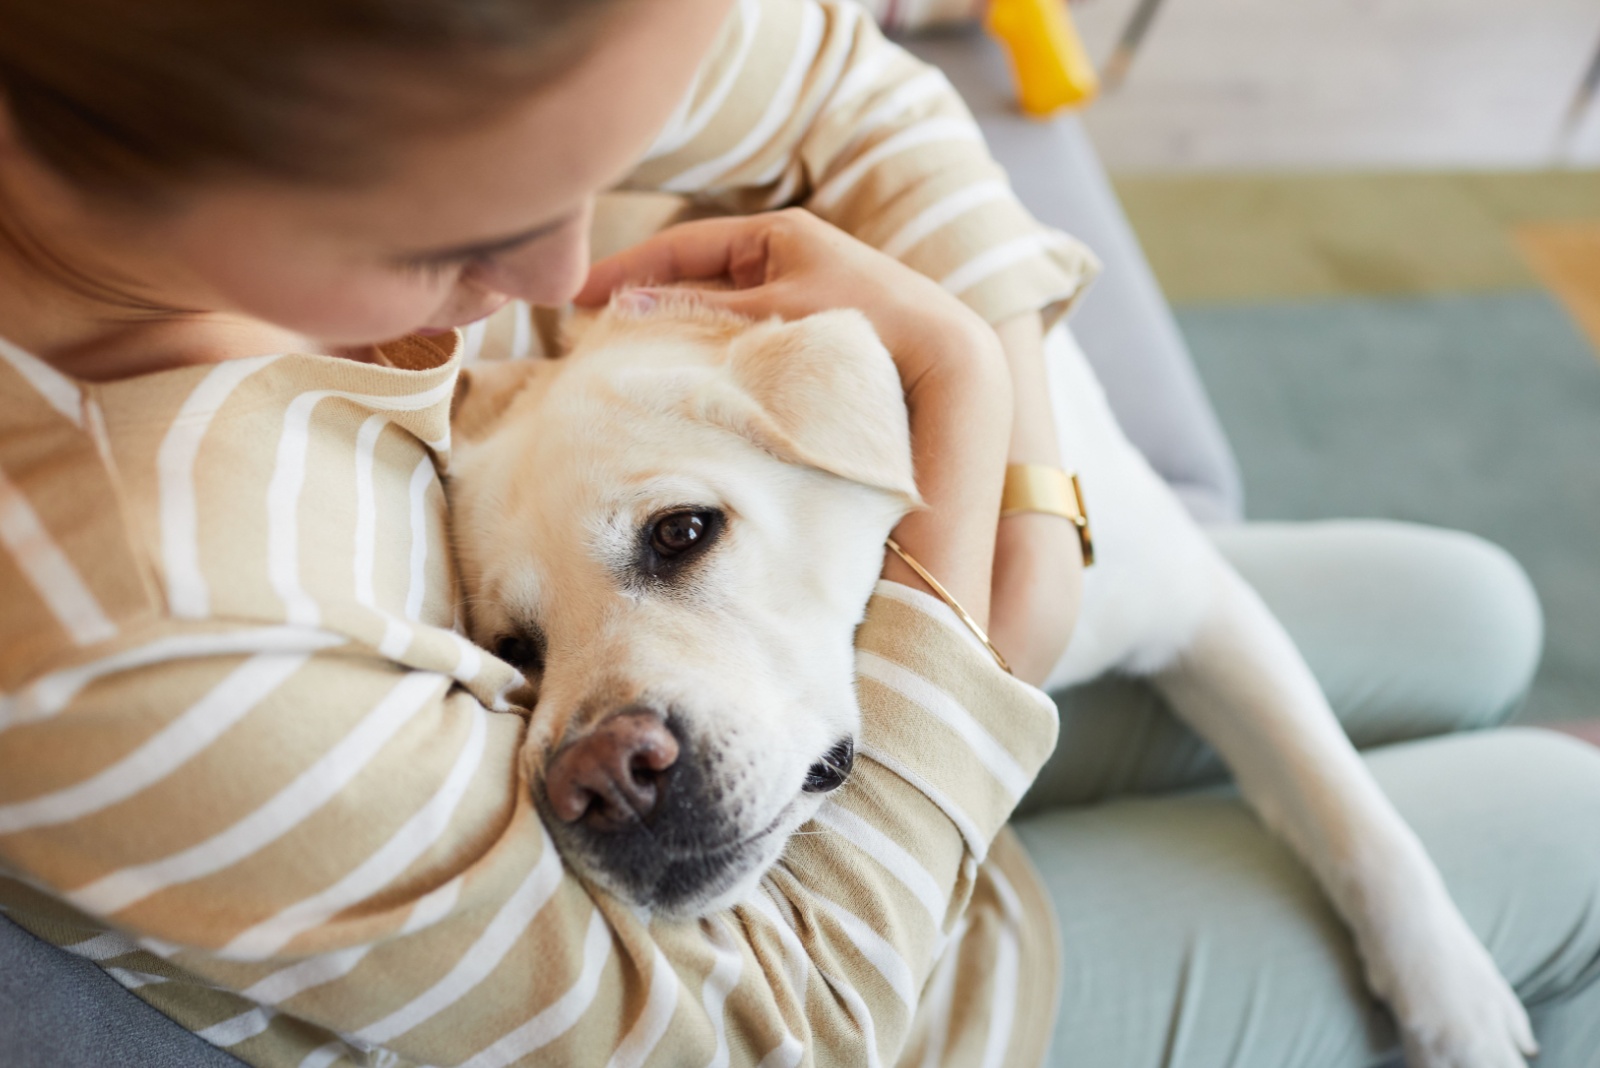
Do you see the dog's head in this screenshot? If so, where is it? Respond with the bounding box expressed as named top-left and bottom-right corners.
top-left (448, 296), bottom-right (917, 916)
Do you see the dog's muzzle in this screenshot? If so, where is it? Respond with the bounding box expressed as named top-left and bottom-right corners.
top-left (539, 707), bottom-right (852, 914)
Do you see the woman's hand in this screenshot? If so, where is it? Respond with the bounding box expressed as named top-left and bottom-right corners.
top-left (579, 209), bottom-right (998, 393)
top-left (579, 210), bottom-right (1012, 628)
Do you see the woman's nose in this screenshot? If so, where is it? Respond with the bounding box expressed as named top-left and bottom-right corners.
top-left (471, 218), bottom-right (592, 307)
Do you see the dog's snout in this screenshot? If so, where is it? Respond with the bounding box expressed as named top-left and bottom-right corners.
top-left (545, 710), bottom-right (680, 830)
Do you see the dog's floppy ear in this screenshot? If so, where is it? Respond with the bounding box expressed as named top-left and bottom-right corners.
top-left (451, 360), bottom-right (546, 442)
top-left (720, 310), bottom-right (920, 505)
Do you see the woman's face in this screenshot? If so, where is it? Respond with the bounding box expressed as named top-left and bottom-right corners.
top-left (64, 0), bottom-right (734, 347)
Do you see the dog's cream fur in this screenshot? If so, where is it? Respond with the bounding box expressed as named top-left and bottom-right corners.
top-left (450, 299), bottom-right (1534, 1068)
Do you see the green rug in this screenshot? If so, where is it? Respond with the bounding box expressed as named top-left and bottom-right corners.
top-left (1114, 171), bottom-right (1600, 304)
top-left (1115, 172), bottom-right (1600, 725)
top-left (1176, 293), bottom-right (1599, 724)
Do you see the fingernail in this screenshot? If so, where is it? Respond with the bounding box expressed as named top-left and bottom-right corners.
top-left (613, 289), bottom-right (658, 314)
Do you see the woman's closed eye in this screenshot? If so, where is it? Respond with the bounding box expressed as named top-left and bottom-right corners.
top-left (396, 250), bottom-right (496, 282)
top-left (394, 211), bottom-right (581, 282)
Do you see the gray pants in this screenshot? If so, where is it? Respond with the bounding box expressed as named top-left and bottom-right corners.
top-left (1019, 520), bottom-right (1600, 1068)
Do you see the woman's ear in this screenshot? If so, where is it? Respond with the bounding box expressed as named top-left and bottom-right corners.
top-left (717, 310), bottom-right (921, 507)
top-left (451, 359), bottom-right (548, 443)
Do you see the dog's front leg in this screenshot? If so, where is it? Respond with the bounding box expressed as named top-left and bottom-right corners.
top-left (1153, 564), bottom-right (1535, 1068)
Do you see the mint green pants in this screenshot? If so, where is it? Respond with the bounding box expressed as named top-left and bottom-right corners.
top-left (1018, 520), bottom-right (1600, 1068)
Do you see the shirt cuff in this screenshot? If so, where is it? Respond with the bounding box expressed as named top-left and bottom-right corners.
top-left (852, 580), bottom-right (1059, 858)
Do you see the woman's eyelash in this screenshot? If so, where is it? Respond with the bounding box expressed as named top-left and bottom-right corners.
top-left (398, 252), bottom-right (490, 279)
top-left (397, 258), bottom-right (458, 280)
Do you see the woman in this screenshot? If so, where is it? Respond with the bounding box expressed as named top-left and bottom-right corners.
top-left (0, 1), bottom-right (1597, 1066)
top-left (0, 2), bottom-right (1063, 1066)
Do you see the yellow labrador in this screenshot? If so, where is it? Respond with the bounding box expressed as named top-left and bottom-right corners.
top-left (450, 293), bottom-right (1533, 1068)
top-left (448, 295), bottom-right (916, 915)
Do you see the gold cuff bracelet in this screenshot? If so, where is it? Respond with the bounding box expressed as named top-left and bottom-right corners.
top-left (1000, 463), bottom-right (1095, 567)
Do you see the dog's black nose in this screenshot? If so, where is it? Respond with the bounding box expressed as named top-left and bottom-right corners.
top-left (545, 709), bottom-right (679, 831)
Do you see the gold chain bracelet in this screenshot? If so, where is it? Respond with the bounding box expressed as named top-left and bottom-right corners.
top-left (884, 537), bottom-right (1011, 674)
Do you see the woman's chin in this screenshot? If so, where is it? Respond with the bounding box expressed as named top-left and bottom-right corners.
top-left (419, 295), bottom-right (515, 337)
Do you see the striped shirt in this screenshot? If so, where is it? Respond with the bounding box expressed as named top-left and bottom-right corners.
top-left (0, 330), bottom-right (1060, 1067)
top-left (618, 0), bottom-right (1098, 331)
top-left (2, 2), bottom-right (1082, 1064)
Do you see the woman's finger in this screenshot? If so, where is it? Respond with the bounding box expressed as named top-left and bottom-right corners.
top-left (577, 216), bottom-right (774, 306)
top-left (628, 282), bottom-right (791, 322)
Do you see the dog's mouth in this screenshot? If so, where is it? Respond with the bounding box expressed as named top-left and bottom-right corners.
top-left (539, 791), bottom-right (801, 916)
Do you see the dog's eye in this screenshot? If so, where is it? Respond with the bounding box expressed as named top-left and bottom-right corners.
top-left (493, 633), bottom-right (545, 673)
top-left (803, 738), bottom-right (855, 794)
top-left (637, 508), bottom-right (725, 583)
top-left (650, 510), bottom-right (718, 558)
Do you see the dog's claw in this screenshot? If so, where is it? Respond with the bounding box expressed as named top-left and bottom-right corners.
top-left (1513, 1006), bottom-right (1539, 1060)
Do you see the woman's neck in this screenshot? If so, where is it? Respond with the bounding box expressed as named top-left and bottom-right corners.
top-left (0, 178), bottom-right (341, 381)
top-left (0, 239), bottom-right (326, 382)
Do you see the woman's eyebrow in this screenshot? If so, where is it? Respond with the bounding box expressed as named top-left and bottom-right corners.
top-left (402, 212), bottom-right (577, 263)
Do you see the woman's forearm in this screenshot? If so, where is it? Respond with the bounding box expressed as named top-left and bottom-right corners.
top-left (882, 323), bottom-right (1012, 629)
top-left (989, 311), bottom-right (1084, 684)
top-left (996, 312), bottom-right (1062, 467)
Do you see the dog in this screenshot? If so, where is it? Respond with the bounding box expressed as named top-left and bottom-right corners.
top-left (448, 297), bottom-right (917, 916)
top-left (448, 293), bottom-right (1534, 1068)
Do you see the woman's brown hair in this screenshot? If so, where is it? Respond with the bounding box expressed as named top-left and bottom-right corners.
top-left (0, 0), bottom-right (632, 202)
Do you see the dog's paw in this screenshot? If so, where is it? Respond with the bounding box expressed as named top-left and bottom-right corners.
top-left (1396, 970), bottom-right (1534, 1068)
top-left (1366, 904), bottom-right (1535, 1068)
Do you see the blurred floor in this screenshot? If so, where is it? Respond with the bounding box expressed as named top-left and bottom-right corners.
top-left (1110, 170), bottom-right (1600, 724)
top-left (1070, 0), bottom-right (1600, 170)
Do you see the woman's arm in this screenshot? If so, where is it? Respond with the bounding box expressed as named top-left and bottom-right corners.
top-left (990, 310), bottom-right (1084, 684)
top-left (0, 600), bottom-right (1056, 1066)
top-left (582, 215), bottom-right (1081, 676)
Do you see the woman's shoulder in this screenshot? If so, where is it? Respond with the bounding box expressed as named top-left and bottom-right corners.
top-left (0, 333), bottom-right (477, 692)
top-left (0, 339), bottom-right (161, 689)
